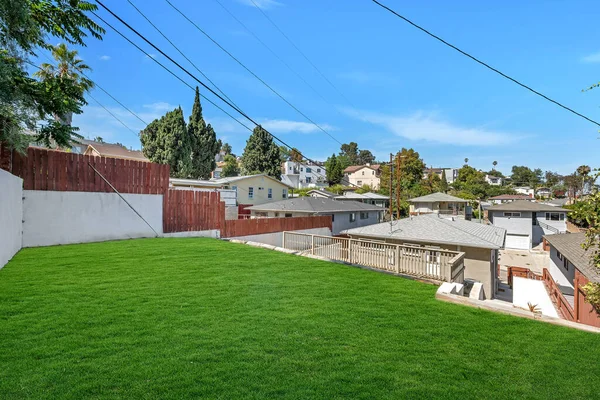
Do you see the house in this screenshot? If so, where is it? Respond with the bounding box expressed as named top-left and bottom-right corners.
top-left (282, 161), bottom-right (327, 189)
top-left (423, 167), bottom-right (459, 184)
top-left (83, 142), bottom-right (149, 162)
top-left (408, 192), bottom-right (472, 219)
top-left (307, 189), bottom-right (338, 199)
top-left (487, 200), bottom-right (567, 250)
top-left (245, 197), bottom-right (384, 235)
top-left (211, 161), bottom-right (226, 179)
top-left (343, 164), bottom-right (381, 189)
top-left (341, 214), bottom-right (506, 299)
top-left (306, 189), bottom-right (389, 208)
top-left (488, 194), bottom-right (533, 204)
top-left (544, 233), bottom-right (600, 327)
top-left (514, 186), bottom-right (535, 197)
top-left (536, 187), bottom-right (552, 199)
top-left (485, 175), bottom-right (503, 186)
top-left (170, 174), bottom-right (293, 207)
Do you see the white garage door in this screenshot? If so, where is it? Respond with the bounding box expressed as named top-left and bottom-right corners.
top-left (505, 234), bottom-right (530, 250)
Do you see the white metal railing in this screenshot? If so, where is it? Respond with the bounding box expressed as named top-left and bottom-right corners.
top-left (282, 232), bottom-right (465, 283)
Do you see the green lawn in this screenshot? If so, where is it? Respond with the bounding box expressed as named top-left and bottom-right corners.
top-left (1, 238), bottom-right (599, 399)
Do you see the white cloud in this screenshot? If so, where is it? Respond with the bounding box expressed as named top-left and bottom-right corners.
top-left (143, 102), bottom-right (176, 113)
top-left (581, 52), bottom-right (600, 63)
top-left (260, 119), bottom-right (336, 134)
top-left (99, 55), bottom-right (111, 61)
top-left (346, 109), bottom-right (517, 146)
top-left (338, 71), bottom-right (399, 85)
top-left (237, 0), bottom-right (281, 9)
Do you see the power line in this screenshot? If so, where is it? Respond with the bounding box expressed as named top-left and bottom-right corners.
top-left (93, 1), bottom-right (355, 188)
top-left (371, 0), bottom-right (600, 128)
top-left (91, 11), bottom-right (253, 133)
top-left (212, 0), bottom-right (335, 110)
top-left (126, 0), bottom-right (241, 112)
top-left (248, 0), bottom-right (355, 108)
top-left (163, 0), bottom-right (343, 146)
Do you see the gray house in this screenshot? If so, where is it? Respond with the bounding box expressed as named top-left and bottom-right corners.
top-left (487, 200), bottom-right (567, 250)
top-left (245, 197), bottom-right (384, 235)
top-left (408, 192), bottom-right (472, 219)
top-left (341, 214), bottom-right (506, 299)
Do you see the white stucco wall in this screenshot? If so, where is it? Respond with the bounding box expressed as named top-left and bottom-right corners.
top-left (0, 169), bottom-right (23, 268)
top-left (22, 191), bottom-right (163, 247)
top-left (512, 277), bottom-right (559, 318)
top-left (548, 246), bottom-right (575, 292)
top-left (251, 210), bottom-right (382, 235)
top-left (490, 211), bottom-right (533, 236)
top-left (232, 227), bottom-right (332, 247)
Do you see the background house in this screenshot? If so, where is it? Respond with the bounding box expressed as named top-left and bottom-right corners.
top-left (342, 214), bottom-right (506, 299)
top-left (245, 197), bottom-right (384, 235)
top-left (343, 164), bottom-right (381, 189)
top-left (423, 167), bottom-right (459, 184)
top-left (487, 200), bottom-right (567, 250)
top-left (514, 186), bottom-right (535, 197)
top-left (485, 175), bottom-right (503, 186)
top-left (83, 142), bottom-right (149, 162)
top-left (488, 194), bottom-right (534, 204)
top-left (282, 161), bottom-right (326, 189)
top-left (408, 192), bottom-right (472, 219)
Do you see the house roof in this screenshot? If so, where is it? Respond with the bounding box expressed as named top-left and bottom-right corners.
top-left (246, 197), bottom-right (384, 214)
top-left (487, 200), bottom-right (567, 212)
top-left (170, 174), bottom-right (293, 189)
top-left (343, 164), bottom-right (381, 173)
top-left (488, 194), bottom-right (532, 200)
top-left (545, 198), bottom-right (569, 207)
top-left (408, 192), bottom-right (468, 203)
top-left (544, 233), bottom-right (600, 283)
top-left (214, 174), bottom-right (293, 189)
top-left (307, 189), bottom-right (337, 198)
top-left (341, 214), bottom-right (506, 249)
top-left (86, 143), bottom-right (148, 162)
top-left (360, 192), bottom-right (389, 200)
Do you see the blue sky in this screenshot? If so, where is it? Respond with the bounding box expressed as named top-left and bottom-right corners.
top-left (54, 0), bottom-right (600, 175)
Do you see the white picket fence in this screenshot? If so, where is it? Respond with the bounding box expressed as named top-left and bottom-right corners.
top-left (283, 232), bottom-right (465, 283)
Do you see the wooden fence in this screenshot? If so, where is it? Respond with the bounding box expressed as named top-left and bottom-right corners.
top-left (163, 189), bottom-right (224, 233)
top-left (543, 268), bottom-right (575, 321)
top-left (507, 266), bottom-right (543, 287)
top-left (0, 146), bottom-right (169, 194)
top-left (222, 216), bottom-right (332, 238)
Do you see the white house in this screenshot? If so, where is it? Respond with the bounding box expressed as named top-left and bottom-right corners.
top-left (282, 161), bottom-right (327, 189)
top-left (514, 186), bottom-right (535, 197)
top-left (487, 200), bottom-right (567, 250)
top-left (245, 197), bottom-right (384, 235)
top-left (536, 187), bottom-right (552, 198)
top-left (423, 168), bottom-right (459, 184)
top-left (343, 164), bottom-right (382, 189)
top-left (485, 175), bottom-right (503, 186)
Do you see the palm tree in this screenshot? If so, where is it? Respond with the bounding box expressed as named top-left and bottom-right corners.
top-left (493, 160), bottom-right (498, 170)
top-left (464, 157), bottom-right (469, 165)
top-left (34, 43), bottom-right (93, 125)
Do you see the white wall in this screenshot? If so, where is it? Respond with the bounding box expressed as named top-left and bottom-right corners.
top-left (512, 276), bottom-right (559, 318)
top-left (490, 211), bottom-right (533, 236)
top-left (22, 191), bottom-right (163, 247)
top-left (548, 245), bottom-right (575, 291)
top-left (0, 169), bottom-right (23, 268)
top-left (232, 227), bottom-right (332, 247)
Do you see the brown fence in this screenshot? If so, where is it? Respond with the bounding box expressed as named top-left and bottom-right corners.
top-left (222, 216), bottom-right (332, 238)
top-left (163, 189), bottom-right (224, 233)
top-left (0, 146), bottom-right (169, 194)
top-left (507, 266), bottom-right (542, 287)
top-left (543, 268), bottom-right (575, 321)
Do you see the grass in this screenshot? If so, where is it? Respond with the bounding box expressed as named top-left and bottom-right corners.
top-left (1, 238), bottom-right (599, 399)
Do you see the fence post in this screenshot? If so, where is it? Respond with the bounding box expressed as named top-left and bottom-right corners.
top-left (282, 231), bottom-right (286, 249)
top-left (395, 245), bottom-right (400, 273)
top-left (311, 235), bottom-right (315, 255)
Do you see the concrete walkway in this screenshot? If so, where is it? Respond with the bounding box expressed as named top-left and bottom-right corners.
top-left (498, 248), bottom-right (549, 278)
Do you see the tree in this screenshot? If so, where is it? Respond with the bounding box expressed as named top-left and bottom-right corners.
top-left (221, 154), bottom-right (239, 177)
top-left (0, 0), bottom-right (104, 151)
top-left (289, 148), bottom-right (303, 163)
top-left (464, 158), bottom-right (469, 165)
top-left (511, 165), bottom-right (541, 187)
top-left (140, 107), bottom-right (191, 178)
top-left (34, 43), bottom-right (93, 125)
top-left (394, 148), bottom-right (426, 217)
top-left (340, 142), bottom-right (359, 165)
top-left (564, 173), bottom-right (581, 199)
top-left (241, 125), bottom-right (281, 179)
top-left (453, 165), bottom-right (487, 199)
top-left (492, 160), bottom-right (498, 170)
top-left (357, 149), bottom-right (375, 165)
top-left (378, 163), bottom-right (392, 196)
top-left (279, 145), bottom-right (290, 162)
top-left (94, 136), bottom-right (104, 143)
top-left (440, 170), bottom-right (448, 193)
top-left (221, 142), bottom-right (232, 155)
top-left (325, 154), bottom-right (343, 185)
top-left (578, 165), bottom-right (592, 194)
top-left (545, 171), bottom-right (562, 187)
top-left (188, 87), bottom-right (218, 179)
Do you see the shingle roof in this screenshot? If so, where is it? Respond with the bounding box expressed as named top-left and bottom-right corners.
top-left (307, 189), bottom-right (338, 198)
top-left (341, 214), bottom-right (506, 249)
top-left (408, 192), bottom-right (468, 203)
top-left (544, 233), bottom-right (600, 283)
top-left (343, 164), bottom-right (381, 173)
top-left (487, 200), bottom-right (567, 212)
top-left (86, 143), bottom-right (148, 162)
top-left (246, 197), bottom-right (384, 213)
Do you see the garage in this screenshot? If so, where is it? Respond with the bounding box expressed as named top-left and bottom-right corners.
top-left (505, 234), bottom-right (530, 250)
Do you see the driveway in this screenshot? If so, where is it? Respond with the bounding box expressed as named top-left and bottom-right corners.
top-left (498, 249), bottom-right (549, 281)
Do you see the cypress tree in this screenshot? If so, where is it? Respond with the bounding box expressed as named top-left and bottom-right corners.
top-left (325, 154), bottom-right (343, 185)
top-left (241, 125), bottom-right (281, 179)
top-left (188, 87), bottom-right (219, 179)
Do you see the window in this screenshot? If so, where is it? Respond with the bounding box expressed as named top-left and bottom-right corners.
top-left (289, 166), bottom-right (292, 171)
top-left (372, 171), bottom-right (375, 175)
top-left (306, 167), bottom-right (312, 173)
top-left (557, 251), bottom-right (563, 261)
top-left (362, 171), bottom-right (365, 175)
top-left (285, 213), bottom-right (293, 218)
top-left (349, 213), bottom-right (356, 222)
top-left (300, 167), bottom-right (304, 172)
top-left (357, 180), bottom-right (363, 185)
top-left (306, 177), bottom-right (312, 183)
top-left (248, 187), bottom-right (254, 199)
top-left (503, 212), bottom-right (521, 217)
top-left (268, 188), bottom-right (272, 199)
top-left (258, 187), bottom-right (264, 191)
top-left (360, 212), bottom-right (369, 220)
top-left (255, 212), bottom-right (268, 217)
top-left (283, 188), bottom-right (288, 198)
top-left (563, 257), bottom-right (569, 270)
top-left (546, 212), bottom-right (561, 221)
top-left (231, 185), bottom-right (237, 192)
top-left (317, 168), bottom-right (321, 173)
top-left (275, 212), bottom-right (279, 217)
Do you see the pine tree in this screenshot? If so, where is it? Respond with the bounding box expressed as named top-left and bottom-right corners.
top-left (188, 87), bottom-right (219, 179)
top-left (325, 154), bottom-right (343, 185)
top-left (440, 169), bottom-right (449, 193)
top-left (241, 125), bottom-right (281, 179)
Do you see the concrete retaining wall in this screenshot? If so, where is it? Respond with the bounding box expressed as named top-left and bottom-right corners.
top-left (231, 227), bottom-right (332, 248)
top-left (22, 191), bottom-right (163, 247)
top-left (0, 169), bottom-right (23, 268)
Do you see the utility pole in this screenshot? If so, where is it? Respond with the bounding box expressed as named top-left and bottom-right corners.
top-left (389, 152), bottom-right (393, 231)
